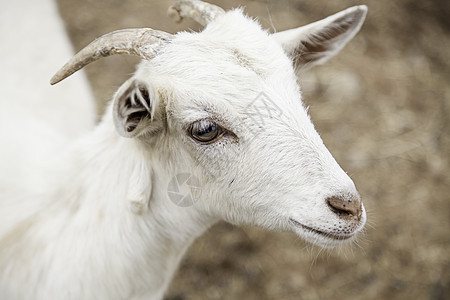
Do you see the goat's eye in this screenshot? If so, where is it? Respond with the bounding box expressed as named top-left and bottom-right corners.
top-left (189, 120), bottom-right (223, 144)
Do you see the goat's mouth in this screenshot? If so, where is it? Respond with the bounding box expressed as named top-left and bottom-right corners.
top-left (289, 218), bottom-right (354, 241)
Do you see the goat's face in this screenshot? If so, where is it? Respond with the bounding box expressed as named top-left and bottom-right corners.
top-left (112, 7), bottom-right (367, 248)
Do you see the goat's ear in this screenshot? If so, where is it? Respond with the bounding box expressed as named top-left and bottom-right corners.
top-left (272, 5), bottom-right (367, 71)
top-left (113, 78), bottom-right (159, 138)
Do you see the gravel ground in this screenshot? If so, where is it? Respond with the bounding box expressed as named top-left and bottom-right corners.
top-left (57, 0), bottom-right (450, 299)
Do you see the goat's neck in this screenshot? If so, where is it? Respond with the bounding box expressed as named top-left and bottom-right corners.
top-left (9, 112), bottom-right (216, 299)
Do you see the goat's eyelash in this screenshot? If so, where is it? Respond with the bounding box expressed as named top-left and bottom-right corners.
top-left (186, 118), bottom-right (240, 145)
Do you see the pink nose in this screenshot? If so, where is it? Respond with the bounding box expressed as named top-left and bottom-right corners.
top-left (326, 195), bottom-right (362, 221)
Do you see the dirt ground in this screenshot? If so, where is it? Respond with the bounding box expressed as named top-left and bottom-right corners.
top-left (57, 0), bottom-right (449, 299)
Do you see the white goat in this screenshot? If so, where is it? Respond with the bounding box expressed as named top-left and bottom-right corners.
top-left (0, 0), bottom-right (368, 299)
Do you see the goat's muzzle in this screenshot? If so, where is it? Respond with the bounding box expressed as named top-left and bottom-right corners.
top-left (326, 195), bottom-right (362, 222)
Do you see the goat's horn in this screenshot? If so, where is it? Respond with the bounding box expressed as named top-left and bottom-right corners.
top-left (168, 0), bottom-right (225, 26)
top-left (50, 28), bottom-right (172, 85)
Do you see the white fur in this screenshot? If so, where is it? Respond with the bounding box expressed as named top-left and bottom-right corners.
top-left (0, 3), bottom-right (367, 299)
top-left (0, 0), bottom-right (96, 198)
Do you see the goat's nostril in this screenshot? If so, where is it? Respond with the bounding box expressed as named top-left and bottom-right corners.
top-left (326, 196), bottom-right (362, 221)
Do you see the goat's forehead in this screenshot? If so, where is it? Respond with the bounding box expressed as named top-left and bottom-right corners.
top-left (153, 10), bottom-right (293, 83)
top-left (143, 10), bottom-right (302, 120)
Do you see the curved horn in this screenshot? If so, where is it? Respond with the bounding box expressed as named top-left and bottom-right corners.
top-left (50, 28), bottom-right (172, 85)
top-left (168, 0), bottom-right (225, 26)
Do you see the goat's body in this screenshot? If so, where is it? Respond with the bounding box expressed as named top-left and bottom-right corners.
top-left (0, 0), bottom-right (95, 134)
top-left (0, 0), bottom-right (95, 194)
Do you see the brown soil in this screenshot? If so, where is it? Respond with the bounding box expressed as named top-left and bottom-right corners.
top-left (57, 0), bottom-right (450, 299)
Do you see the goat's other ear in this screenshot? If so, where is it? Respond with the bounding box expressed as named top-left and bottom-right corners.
top-left (272, 5), bottom-right (367, 72)
top-left (113, 78), bottom-right (159, 138)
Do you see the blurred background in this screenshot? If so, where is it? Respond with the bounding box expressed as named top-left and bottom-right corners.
top-left (56, 0), bottom-right (449, 299)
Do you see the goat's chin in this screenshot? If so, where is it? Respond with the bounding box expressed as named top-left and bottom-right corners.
top-left (288, 218), bottom-right (365, 249)
top-left (302, 231), bottom-right (360, 249)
